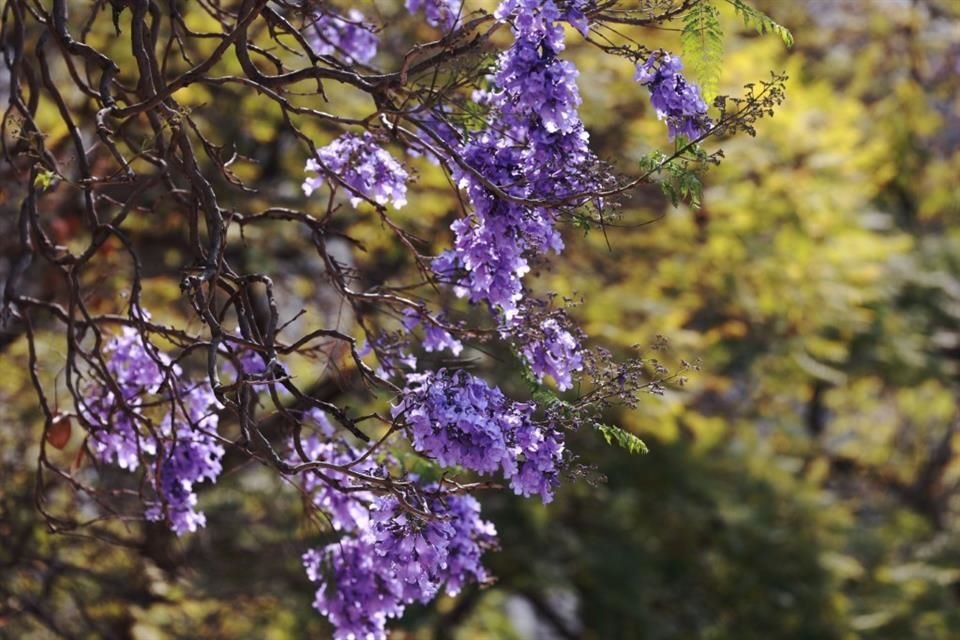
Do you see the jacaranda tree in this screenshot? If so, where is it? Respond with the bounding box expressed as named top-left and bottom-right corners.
top-left (0, 0), bottom-right (790, 636)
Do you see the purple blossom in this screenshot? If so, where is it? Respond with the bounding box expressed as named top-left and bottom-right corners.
top-left (560, 0), bottom-right (594, 36)
top-left (86, 406), bottom-right (148, 471)
top-left (307, 9), bottom-right (378, 64)
top-left (438, 135), bottom-right (566, 320)
top-left (401, 308), bottom-right (464, 356)
top-left (429, 6), bottom-right (592, 389)
top-left (520, 317), bottom-right (584, 391)
top-left (305, 538), bottom-right (405, 640)
top-left (236, 349), bottom-right (265, 376)
top-left (507, 425), bottom-right (566, 498)
top-left (220, 347), bottom-right (267, 386)
top-left (304, 407), bottom-right (336, 439)
top-left (439, 493), bottom-right (498, 594)
top-left (635, 51), bottom-right (712, 140)
top-left (148, 426), bottom-right (224, 535)
top-left (423, 323), bottom-right (463, 356)
top-left (368, 493), bottom-right (495, 600)
top-left (80, 327), bottom-right (223, 535)
top-left (496, 0), bottom-right (593, 38)
top-left (362, 332), bottom-right (418, 380)
top-left (393, 369), bottom-right (565, 501)
top-left (79, 328), bottom-right (166, 471)
top-left (303, 490), bottom-right (496, 639)
top-left (496, 0), bottom-right (565, 48)
top-left (81, 328), bottom-right (162, 469)
top-left (147, 379), bottom-right (223, 535)
top-left (434, 0), bottom-right (597, 328)
top-left (304, 132), bottom-right (409, 209)
top-left (495, 38), bottom-right (583, 134)
top-left (293, 435), bottom-right (379, 532)
top-left (406, 0), bottom-right (462, 30)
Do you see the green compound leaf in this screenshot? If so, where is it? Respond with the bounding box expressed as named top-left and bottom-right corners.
top-left (681, 0), bottom-right (724, 104)
top-left (726, 0), bottom-right (794, 48)
top-left (597, 424), bottom-right (649, 456)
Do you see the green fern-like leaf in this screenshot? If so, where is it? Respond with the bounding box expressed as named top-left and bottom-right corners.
top-left (681, 0), bottom-right (724, 104)
top-left (597, 424), bottom-right (649, 456)
top-left (725, 0), bottom-right (794, 48)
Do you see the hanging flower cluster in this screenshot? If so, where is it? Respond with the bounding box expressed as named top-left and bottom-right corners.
top-left (302, 490), bottom-right (496, 640)
top-left (303, 132), bottom-right (409, 209)
top-left (307, 9), bottom-right (378, 64)
top-left (81, 328), bottom-right (223, 535)
top-left (433, 0), bottom-right (596, 327)
top-left (405, 0), bottom-right (463, 30)
top-left (394, 369), bottom-right (565, 500)
top-left (293, 429), bottom-right (496, 640)
top-left (635, 50), bottom-right (712, 140)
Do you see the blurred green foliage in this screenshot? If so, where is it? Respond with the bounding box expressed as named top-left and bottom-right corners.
top-left (2, 1), bottom-right (960, 638)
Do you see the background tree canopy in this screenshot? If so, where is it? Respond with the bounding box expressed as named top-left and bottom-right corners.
top-left (1, 0), bottom-right (959, 638)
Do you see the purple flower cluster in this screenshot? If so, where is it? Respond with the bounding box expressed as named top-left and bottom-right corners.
top-left (360, 332), bottom-right (418, 380)
top-left (220, 347), bottom-right (267, 386)
top-left (496, 0), bottom-right (594, 36)
top-left (406, 0), bottom-right (462, 30)
top-left (81, 328), bottom-right (223, 535)
top-left (295, 434), bottom-right (380, 533)
top-left (401, 308), bottom-right (463, 356)
top-left (81, 328), bottom-right (163, 469)
top-left (307, 9), bottom-right (378, 64)
top-left (393, 369), bottom-right (565, 500)
top-left (304, 540), bottom-right (401, 639)
top-left (292, 416), bottom-right (497, 639)
top-left (304, 407), bottom-right (336, 438)
top-left (434, 0), bottom-right (593, 322)
top-left (434, 133), bottom-right (567, 320)
top-left (304, 132), bottom-right (409, 209)
top-left (152, 379), bottom-right (223, 534)
top-left (520, 317), bottom-right (584, 391)
top-left (489, 0), bottom-right (597, 202)
top-left (303, 491), bottom-right (495, 640)
top-left (431, 0), bottom-right (590, 391)
top-left (635, 51), bottom-right (712, 140)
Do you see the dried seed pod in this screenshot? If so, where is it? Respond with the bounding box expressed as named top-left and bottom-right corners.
top-left (46, 414), bottom-right (72, 450)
